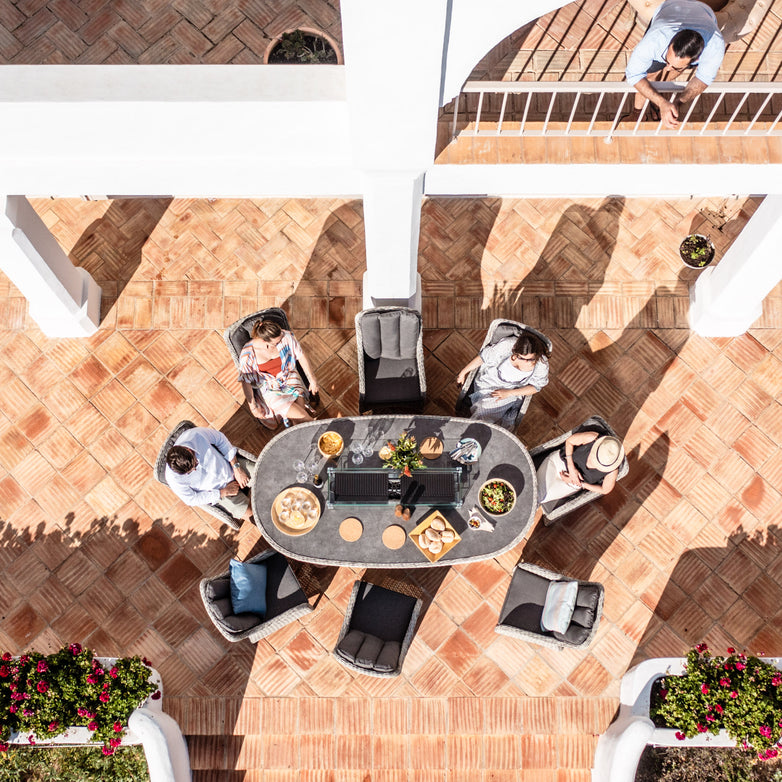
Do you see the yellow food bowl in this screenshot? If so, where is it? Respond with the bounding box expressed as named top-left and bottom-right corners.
top-left (318, 430), bottom-right (344, 458)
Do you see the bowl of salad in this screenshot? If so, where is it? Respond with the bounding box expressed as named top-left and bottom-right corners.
top-left (478, 479), bottom-right (516, 517)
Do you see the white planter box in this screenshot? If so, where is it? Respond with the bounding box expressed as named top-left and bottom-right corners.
top-left (8, 658), bottom-right (163, 747)
top-left (4, 656), bottom-right (190, 782)
top-left (592, 656), bottom-right (782, 782)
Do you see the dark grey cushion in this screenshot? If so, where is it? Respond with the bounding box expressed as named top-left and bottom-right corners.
top-left (348, 583), bottom-right (417, 643)
top-left (211, 598), bottom-right (263, 633)
top-left (363, 358), bottom-right (421, 405)
top-left (570, 606), bottom-right (596, 628)
top-left (355, 634), bottom-right (385, 668)
top-left (576, 584), bottom-right (601, 612)
top-left (336, 629), bottom-right (366, 662)
top-left (498, 567), bottom-right (550, 631)
top-left (375, 641), bottom-right (401, 673)
top-left (205, 576), bottom-right (230, 602)
top-left (554, 623), bottom-right (591, 646)
top-left (264, 553), bottom-right (307, 619)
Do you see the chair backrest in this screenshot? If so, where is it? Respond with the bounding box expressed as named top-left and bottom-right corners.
top-left (357, 308), bottom-right (422, 361)
top-left (154, 420), bottom-right (196, 485)
top-left (224, 307), bottom-right (290, 369)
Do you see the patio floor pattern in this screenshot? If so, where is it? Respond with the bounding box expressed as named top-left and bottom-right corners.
top-left (0, 194), bottom-right (781, 779)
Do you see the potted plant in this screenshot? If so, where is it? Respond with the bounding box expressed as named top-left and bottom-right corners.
top-left (264, 28), bottom-right (342, 64)
top-left (0, 644), bottom-right (158, 756)
top-left (380, 432), bottom-right (425, 478)
top-left (679, 234), bottom-right (715, 269)
top-left (652, 644), bottom-right (782, 759)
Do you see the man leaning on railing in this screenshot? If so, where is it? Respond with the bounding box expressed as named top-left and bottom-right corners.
top-left (625, 0), bottom-right (726, 129)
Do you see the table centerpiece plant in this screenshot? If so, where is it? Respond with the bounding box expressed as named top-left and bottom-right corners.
top-left (380, 432), bottom-right (425, 477)
top-left (0, 644), bottom-right (158, 756)
top-left (651, 643), bottom-right (782, 759)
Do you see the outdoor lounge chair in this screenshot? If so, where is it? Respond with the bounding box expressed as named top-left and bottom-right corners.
top-left (154, 420), bottom-right (257, 531)
top-left (200, 550), bottom-right (313, 643)
top-left (495, 563), bottom-right (604, 650)
top-left (455, 319), bottom-right (552, 431)
top-left (333, 581), bottom-right (422, 677)
top-left (355, 307), bottom-right (426, 414)
top-left (529, 414), bottom-right (629, 524)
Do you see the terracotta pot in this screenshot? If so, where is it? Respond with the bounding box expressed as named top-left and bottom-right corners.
top-left (264, 27), bottom-right (343, 65)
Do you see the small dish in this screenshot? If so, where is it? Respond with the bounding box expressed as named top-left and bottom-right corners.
top-left (451, 437), bottom-right (481, 464)
top-left (317, 430), bottom-right (344, 458)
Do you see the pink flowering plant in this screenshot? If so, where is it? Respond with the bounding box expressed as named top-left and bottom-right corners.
top-left (651, 644), bottom-right (782, 758)
top-left (0, 644), bottom-right (157, 755)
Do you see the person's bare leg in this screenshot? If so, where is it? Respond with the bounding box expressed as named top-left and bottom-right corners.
top-left (285, 400), bottom-right (314, 424)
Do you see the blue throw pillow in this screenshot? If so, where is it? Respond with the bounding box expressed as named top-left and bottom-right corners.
top-left (229, 559), bottom-right (267, 617)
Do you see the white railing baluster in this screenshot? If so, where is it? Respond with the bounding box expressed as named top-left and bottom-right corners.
top-left (587, 92), bottom-right (604, 136)
top-left (519, 92), bottom-right (531, 136)
top-left (475, 91), bottom-right (484, 136)
top-left (746, 93), bottom-right (773, 133)
top-left (497, 92), bottom-right (508, 136)
top-left (677, 94), bottom-right (701, 134)
top-left (565, 92), bottom-right (581, 136)
top-left (701, 91), bottom-right (726, 135)
top-left (542, 92), bottom-right (556, 134)
top-left (724, 91), bottom-right (750, 132)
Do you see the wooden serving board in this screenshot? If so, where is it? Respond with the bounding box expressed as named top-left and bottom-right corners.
top-left (408, 510), bottom-right (461, 562)
top-left (271, 487), bottom-right (321, 536)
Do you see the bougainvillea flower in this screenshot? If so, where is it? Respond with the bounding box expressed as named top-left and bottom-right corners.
top-left (736, 662), bottom-right (746, 671)
top-left (701, 683), bottom-right (709, 694)
top-left (36, 680), bottom-right (48, 694)
top-left (773, 675), bottom-right (782, 687)
top-left (109, 737), bottom-right (121, 747)
top-left (48, 721), bottom-right (58, 732)
top-left (88, 721), bottom-right (98, 731)
top-left (727, 647), bottom-right (735, 654)
top-left (0, 743), bottom-right (8, 752)
top-left (109, 667), bottom-right (118, 679)
top-left (102, 747), bottom-right (114, 756)
top-left (27, 735), bottom-right (35, 745)
top-left (695, 643), bottom-right (708, 653)
top-left (659, 688), bottom-right (668, 700)
top-left (0, 666), bottom-right (8, 678)
top-left (1, 653), bottom-right (10, 661)
top-left (113, 722), bottom-right (123, 732)
top-left (675, 731), bottom-right (685, 740)
top-left (36, 661), bottom-right (47, 673)
top-left (730, 691), bottom-right (738, 698)
top-left (760, 725), bottom-right (772, 737)
top-left (151, 690), bottom-right (161, 700)
top-left (69, 643), bottom-right (82, 655)
top-left (720, 678), bottom-right (730, 686)
top-left (99, 692), bottom-right (110, 703)
top-left (715, 705), bottom-right (724, 714)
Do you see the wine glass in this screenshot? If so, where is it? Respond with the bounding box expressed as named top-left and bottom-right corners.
top-left (360, 441), bottom-right (373, 458)
top-left (349, 442), bottom-right (364, 465)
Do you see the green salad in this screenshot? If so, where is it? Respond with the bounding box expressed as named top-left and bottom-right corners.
top-left (479, 480), bottom-right (515, 515)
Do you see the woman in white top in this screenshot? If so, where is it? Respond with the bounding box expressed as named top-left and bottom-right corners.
top-left (456, 331), bottom-right (550, 428)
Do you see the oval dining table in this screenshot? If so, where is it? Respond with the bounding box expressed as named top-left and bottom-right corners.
top-left (251, 415), bottom-right (537, 569)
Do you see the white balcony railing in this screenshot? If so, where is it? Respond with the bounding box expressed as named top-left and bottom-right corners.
top-left (453, 81), bottom-right (782, 141)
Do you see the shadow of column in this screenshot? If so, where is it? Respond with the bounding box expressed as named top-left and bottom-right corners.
top-left (68, 198), bottom-right (172, 315)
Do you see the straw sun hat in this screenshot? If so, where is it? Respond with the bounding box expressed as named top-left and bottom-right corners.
top-left (589, 436), bottom-right (624, 471)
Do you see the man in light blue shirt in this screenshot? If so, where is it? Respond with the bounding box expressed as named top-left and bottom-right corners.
top-left (165, 427), bottom-right (255, 522)
top-left (625, 0), bottom-right (725, 128)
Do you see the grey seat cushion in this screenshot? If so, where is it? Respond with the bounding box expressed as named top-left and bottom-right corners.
top-left (348, 583), bottom-right (417, 642)
top-left (363, 358), bottom-right (421, 405)
top-left (204, 578), bottom-right (264, 633)
top-left (361, 311), bottom-right (420, 360)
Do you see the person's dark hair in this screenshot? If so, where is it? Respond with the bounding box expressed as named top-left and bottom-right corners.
top-left (251, 319), bottom-right (283, 341)
top-left (671, 29), bottom-right (704, 61)
top-left (166, 446), bottom-right (197, 474)
top-left (512, 331), bottom-right (550, 360)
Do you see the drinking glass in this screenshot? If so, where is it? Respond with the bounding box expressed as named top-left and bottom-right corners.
top-left (349, 442), bottom-right (364, 465)
top-left (360, 442), bottom-right (373, 458)
top-left (293, 459), bottom-right (306, 472)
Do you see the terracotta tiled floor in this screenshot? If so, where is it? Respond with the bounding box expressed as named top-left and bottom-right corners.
top-left (0, 0), bottom-right (342, 64)
top-left (1, 195), bottom-right (782, 779)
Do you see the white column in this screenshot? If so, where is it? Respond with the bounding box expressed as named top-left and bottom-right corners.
top-left (1, 196), bottom-right (102, 337)
top-left (690, 195), bottom-right (782, 337)
top-left (341, 0), bottom-right (449, 307)
top-left (361, 171), bottom-right (424, 308)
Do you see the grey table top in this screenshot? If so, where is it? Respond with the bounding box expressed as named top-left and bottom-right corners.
top-left (251, 415), bottom-right (537, 569)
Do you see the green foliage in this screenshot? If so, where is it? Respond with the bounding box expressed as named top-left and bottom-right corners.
top-left (274, 31), bottom-right (338, 64)
top-left (0, 645), bottom-right (157, 756)
top-left (0, 745), bottom-right (149, 781)
top-left (381, 432), bottom-right (425, 476)
top-left (651, 645), bottom-right (782, 758)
